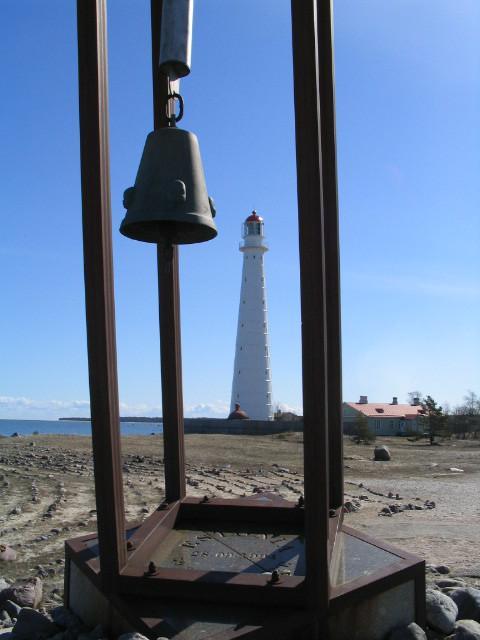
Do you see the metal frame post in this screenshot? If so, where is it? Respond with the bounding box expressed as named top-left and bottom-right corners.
top-left (151, 0), bottom-right (186, 502)
top-left (76, 0), bottom-right (127, 590)
top-left (316, 0), bottom-right (344, 509)
top-left (291, 0), bottom-right (330, 622)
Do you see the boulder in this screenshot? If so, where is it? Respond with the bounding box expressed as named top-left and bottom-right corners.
top-left (12, 608), bottom-right (59, 639)
top-left (50, 606), bottom-right (85, 633)
top-left (0, 577), bottom-right (43, 609)
top-left (388, 622), bottom-right (427, 639)
top-left (78, 624), bottom-right (106, 640)
top-left (450, 588), bottom-right (480, 622)
top-left (374, 445), bottom-right (391, 461)
top-left (426, 588), bottom-right (458, 634)
top-left (0, 579), bottom-right (9, 594)
top-left (447, 619), bottom-right (480, 640)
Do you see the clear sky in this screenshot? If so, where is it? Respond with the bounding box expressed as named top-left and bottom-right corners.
top-left (1, 1), bottom-right (479, 420)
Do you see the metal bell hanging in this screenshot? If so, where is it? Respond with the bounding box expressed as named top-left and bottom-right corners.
top-left (120, 127), bottom-right (217, 245)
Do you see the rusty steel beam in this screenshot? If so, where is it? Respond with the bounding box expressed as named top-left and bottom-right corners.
top-left (151, 0), bottom-right (187, 502)
top-left (316, 0), bottom-right (344, 510)
top-left (291, 0), bottom-right (330, 622)
top-left (76, 0), bottom-right (127, 589)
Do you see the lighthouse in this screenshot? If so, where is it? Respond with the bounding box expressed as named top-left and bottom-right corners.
top-left (230, 211), bottom-right (273, 420)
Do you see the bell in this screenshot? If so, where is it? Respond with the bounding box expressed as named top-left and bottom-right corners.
top-left (120, 127), bottom-right (217, 245)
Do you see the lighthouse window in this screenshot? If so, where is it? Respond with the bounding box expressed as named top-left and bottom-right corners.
top-left (256, 223), bottom-right (261, 233)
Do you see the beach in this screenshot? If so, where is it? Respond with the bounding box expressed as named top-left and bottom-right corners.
top-left (1, 433), bottom-right (479, 605)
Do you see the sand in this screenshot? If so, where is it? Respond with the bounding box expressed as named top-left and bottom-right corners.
top-left (0, 432), bottom-right (479, 603)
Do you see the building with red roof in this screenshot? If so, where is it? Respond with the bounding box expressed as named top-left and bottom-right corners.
top-left (343, 395), bottom-right (425, 436)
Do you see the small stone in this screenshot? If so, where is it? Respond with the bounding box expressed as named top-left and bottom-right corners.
top-left (12, 607), bottom-right (59, 639)
top-left (426, 588), bottom-right (458, 634)
top-left (426, 564), bottom-right (440, 574)
top-left (374, 445), bottom-right (391, 461)
top-left (2, 601), bottom-right (21, 619)
top-left (0, 546), bottom-right (16, 562)
top-left (450, 588), bottom-right (480, 622)
top-left (436, 565), bottom-right (451, 575)
top-left (448, 619), bottom-right (480, 639)
top-left (388, 621), bottom-right (427, 639)
top-left (117, 634), bottom-right (150, 640)
top-left (0, 611), bottom-right (11, 624)
top-left (437, 579), bottom-right (466, 589)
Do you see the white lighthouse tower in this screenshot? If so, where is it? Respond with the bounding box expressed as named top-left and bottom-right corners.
top-left (230, 211), bottom-right (273, 420)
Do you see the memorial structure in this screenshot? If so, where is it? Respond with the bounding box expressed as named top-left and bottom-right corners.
top-left (66, 1), bottom-right (426, 638)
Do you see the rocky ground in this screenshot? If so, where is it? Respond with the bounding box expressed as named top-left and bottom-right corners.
top-left (0, 433), bottom-right (479, 639)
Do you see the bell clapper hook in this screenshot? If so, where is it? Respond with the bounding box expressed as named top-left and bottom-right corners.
top-left (166, 76), bottom-right (184, 127)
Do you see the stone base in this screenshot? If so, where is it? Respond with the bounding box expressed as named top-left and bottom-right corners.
top-left (68, 563), bottom-right (134, 637)
top-left (329, 580), bottom-right (416, 640)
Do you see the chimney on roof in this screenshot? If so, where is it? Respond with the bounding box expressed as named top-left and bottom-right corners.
top-left (412, 396), bottom-right (420, 406)
top-left (359, 395), bottom-right (368, 404)
top-left (392, 396), bottom-right (398, 405)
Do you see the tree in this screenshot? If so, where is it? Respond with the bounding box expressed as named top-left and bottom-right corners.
top-left (453, 391), bottom-right (480, 438)
top-left (407, 390), bottom-right (423, 405)
top-left (420, 395), bottom-right (448, 444)
top-left (352, 413), bottom-right (375, 443)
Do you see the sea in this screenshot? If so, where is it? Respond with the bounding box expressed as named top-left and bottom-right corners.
top-left (0, 419), bottom-right (163, 438)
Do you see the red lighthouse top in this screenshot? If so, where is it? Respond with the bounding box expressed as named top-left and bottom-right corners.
top-left (245, 210), bottom-right (263, 223)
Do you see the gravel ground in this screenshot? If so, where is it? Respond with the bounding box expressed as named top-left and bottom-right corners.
top-left (0, 433), bottom-right (479, 603)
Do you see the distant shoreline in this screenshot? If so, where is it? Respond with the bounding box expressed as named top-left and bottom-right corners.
top-left (59, 417), bottom-right (163, 423)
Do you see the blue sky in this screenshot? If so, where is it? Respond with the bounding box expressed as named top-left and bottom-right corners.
top-left (1, 1), bottom-right (479, 420)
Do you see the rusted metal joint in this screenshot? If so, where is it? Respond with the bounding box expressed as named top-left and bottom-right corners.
top-left (329, 508), bottom-right (337, 518)
top-left (144, 561), bottom-right (158, 577)
top-left (126, 540), bottom-right (134, 551)
top-left (200, 495), bottom-right (210, 504)
top-left (159, 501), bottom-right (170, 510)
